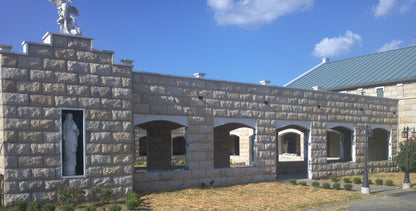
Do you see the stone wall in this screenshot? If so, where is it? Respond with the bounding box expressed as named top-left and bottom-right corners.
top-left (0, 33), bottom-right (134, 205)
top-left (132, 71), bottom-right (398, 192)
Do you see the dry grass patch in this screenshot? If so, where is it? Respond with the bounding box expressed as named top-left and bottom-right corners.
top-left (138, 182), bottom-right (366, 210)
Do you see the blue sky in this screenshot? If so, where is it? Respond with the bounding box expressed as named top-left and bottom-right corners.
top-left (1, 0), bottom-right (415, 86)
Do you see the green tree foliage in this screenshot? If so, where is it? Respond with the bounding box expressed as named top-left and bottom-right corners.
top-left (395, 140), bottom-right (416, 172)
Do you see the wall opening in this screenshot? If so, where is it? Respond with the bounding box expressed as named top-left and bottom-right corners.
top-left (368, 128), bottom-right (389, 161)
top-left (326, 126), bottom-right (353, 163)
top-left (214, 123), bottom-right (255, 168)
top-left (134, 120), bottom-right (188, 171)
top-left (276, 125), bottom-right (309, 175)
top-left (61, 109), bottom-right (85, 177)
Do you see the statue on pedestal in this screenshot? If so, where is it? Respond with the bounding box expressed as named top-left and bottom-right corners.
top-left (48, 0), bottom-right (82, 35)
top-left (63, 113), bottom-right (80, 176)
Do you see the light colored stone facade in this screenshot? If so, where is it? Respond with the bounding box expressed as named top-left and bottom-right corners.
top-left (0, 33), bottom-right (400, 205)
top-left (0, 33), bottom-right (134, 205)
top-left (341, 82), bottom-right (416, 142)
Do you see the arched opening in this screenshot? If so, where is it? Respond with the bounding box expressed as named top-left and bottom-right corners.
top-left (214, 123), bottom-right (255, 168)
top-left (276, 125), bottom-right (308, 176)
top-left (326, 126), bottom-right (353, 163)
top-left (368, 128), bottom-right (389, 161)
top-left (134, 120), bottom-right (187, 171)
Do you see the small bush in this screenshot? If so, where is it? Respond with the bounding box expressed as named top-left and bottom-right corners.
top-left (127, 192), bottom-right (140, 201)
top-left (353, 177), bottom-right (362, 184)
top-left (343, 178), bottom-right (351, 183)
top-left (330, 176), bottom-right (340, 182)
top-left (126, 199), bottom-right (140, 210)
top-left (368, 179), bottom-right (373, 184)
top-left (57, 185), bottom-right (86, 206)
top-left (42, 203), bottom-right (56, 211)
top-left (109, 204), bottom-right (122, 211)
top-left (14, 200), bottom-right (28, 211)
top-left (298, 181), bottom-right (307, 186)
top-left (311, 181), bottom-right (320, 188)
top-left (28, 202), bottom-right (41, 211)
top-left (375, 179), bottom-right (383, 185)
top-left (322, 183), bottom-right (331, 189)
top-left (333, 182), bottom-right (341, 190)
top-left (288, 179), bottom-right (297, 185)
top-left (61, 205), bottom-right (74, 211)
top-left (84, 205), bottom-right (96, 211)
top-left (344, 183), bottom-right (353, 191)
top-left (90, 186), bottom-right (116, 205)
top-left (386, 180), bottom-right (394, 186)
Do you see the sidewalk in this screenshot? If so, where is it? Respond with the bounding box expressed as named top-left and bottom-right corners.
top-left (276, 176), bottom-right (416, 210)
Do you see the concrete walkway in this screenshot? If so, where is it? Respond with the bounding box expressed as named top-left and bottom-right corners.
top-left (276, 176), bottom-right (416, 211)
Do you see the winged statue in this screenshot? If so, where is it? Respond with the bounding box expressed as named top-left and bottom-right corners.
top-left (49, 0), bottom-right (82, 35)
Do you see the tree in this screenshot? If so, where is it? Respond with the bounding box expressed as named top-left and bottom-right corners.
top-left (395, 139), bottom-right (416, 172)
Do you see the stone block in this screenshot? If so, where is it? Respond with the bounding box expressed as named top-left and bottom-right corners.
top-left (45, 156), bottom-right (60, 167)
top-left (79, 74), bottom-right (100, 85)
top-left (17, 56), bottom-right (42, 69)
top-left (5, 193), bottom-right (30, 206)
top-left (77, 51), bottom-right (98, 62)
top-left (31, 143), bottom-right (58, 155)
top-left (91, 177), bottom-right (111, 188)
top-left (113, 176), bottom-right (133, 186)
top-left (87, 109), bottom-right (111, 120)
top-left (18, 107), bottom-right (42, 118)
top-left (43, 58), bottom-right (66, 70)
top-left (44, 132), bottom-right (60, 143)
top-left (112, 88), bottom-right (132, 99)
top-left (102, 99), bottom-right (122, 109)
top-left (18, 131), bottom-right (42, 143)
top-left (90, 63), bottom-right (111, 75)
top-left (32, 168), bottom-right (55, 180)
top-left (55, 96), bottom-right (78, 107)
top-left (2, 106), bottom-right (17, 118)
top-left (3, 118), bottom-right (30, 130)
top-left (1, 54), bottom-right (17, 67)
top-left (91, 86), bottom-right (111, 98)
top-left (4, 181), bottom-right (19, 194)
top-left (87, 166), bottom-right (102, 177)
top-left (86, 121), bottom-right (101, 131)
top-left (5, 169), bottom-right (31, 180)
top-left (112, 65), bottom-right (132, 77)
top-left (19, 180), bottom-right (45, 192)
top-left (96, 51), bottom-right (114, 64)
top-left (30, 69), bottom-right (55, 82)
top-left (79, 98), bottom-right (100, 108)
top-left (113, 154), bottom-right (133, 164)
top-left (102, 166), bottom-right (123, 176)
top-left (101, 76), bottom-right (121, 87)
top-left (31, 120), bottom-right (57, 131)
top-left (16, 81), bottom-right (41, 93)
top-left (90, 132), bottom-right (114, 143)
top-left (2, 80), bottom-right (16, 92)
top-left (43, 83), bottom-right (66, 95)
top-left (102, 121), bottom-right (122, 132)
top-left (112, 110), bottom-right (131, 121)
top-left (113, 132), bottom-right (132, 142)
top-left (32, 191), bottom-right (56, 204)
top-left (3, 93), bottom-right (29, 106)
top-left (54, 48), bottom-right (76, 60)
top-left (55, 72), bottom-right (78, 83)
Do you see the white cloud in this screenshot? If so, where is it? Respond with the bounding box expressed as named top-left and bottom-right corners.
top-left (313, 30), bottom-right (362, 58)
top-left (207, 0), bottom-right (314, 26)
top-left (373, 0), bottom-right (416, 17)
top-left (378, 40), bottom-right (403, 52)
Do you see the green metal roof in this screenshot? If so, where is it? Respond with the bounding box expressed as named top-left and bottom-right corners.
top-left (285, 46), bottom-right (416, 90)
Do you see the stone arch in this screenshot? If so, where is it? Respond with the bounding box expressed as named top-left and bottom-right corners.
top-left (214, 121), bottom-right (255, 168)
top-left (326, 126), bottom-right (353, 163)
top-left (135, 120), bottom-right (188, 170)
top-left (276, 124), bottom-right (309, 176)
top-left (368, 128), bottom-right (389, 161)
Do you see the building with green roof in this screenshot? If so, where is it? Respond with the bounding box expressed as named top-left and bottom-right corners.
top-left (285, 45), bottom-right (416, 138)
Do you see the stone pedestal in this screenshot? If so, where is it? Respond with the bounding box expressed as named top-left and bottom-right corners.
top-left (403, 182), bottom-right (411, 189)
top-left (361, 186), bottom-right (370, 194)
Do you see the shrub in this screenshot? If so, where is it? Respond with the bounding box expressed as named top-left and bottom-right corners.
top-left (28, 202), bottom-right (41, 211)
top-left (298, 181), bottom-right (307, 186)
top-left (109, 204), bottom-right (122, 211)
top-left (353, 177), bottom-right (362, 184)
top-left (42, 203), bottom-right (56, 211)
top-left (126, 199), bottom-right (140, 210)
top-left (395, 141), bottom-right (416, 172)
top-left (288, 179), bottom-right (297, 185)
top-left (311, 181), bottom-right (320, 188)
top-left (322, 183), bottom-right (331, 189)
top-left (127, 192), bottom-right (140, 201)
top-left (332, 182), bottom-right (341, 190)
top-left (84, 205), bottom-right (96, 211)
top-left (330, 176), bottom-right (340, 182)
top-left (57, 185), bottom-right (86, 206)
top-left (14, 200), bottom-right (28, 211)
top-left (386, 180), bottom-right (394, 186)
top-left (61, 205), bottom-right (74, 211)
top-left (368, 179), bottom-right (373, 184)
top-left (344, 183), bottom-right (353, 191)
top-left (90, 186), bottom-right (116, 205)
top-left (375, 179), bottom-right (383, 185)
top-left (343, 178), bottom-right (351, 183)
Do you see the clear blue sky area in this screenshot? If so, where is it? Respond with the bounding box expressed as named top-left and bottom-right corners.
top-left (1, 0), bottom-right (415, 86)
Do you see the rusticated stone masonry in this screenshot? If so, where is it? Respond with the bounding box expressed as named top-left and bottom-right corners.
top-left (0, 32), bottom-right (399, 205)
top-left (0, 33), bottom-right (133, 205)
